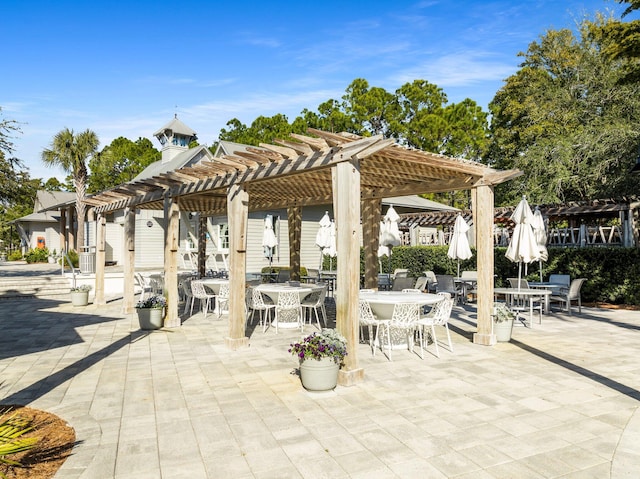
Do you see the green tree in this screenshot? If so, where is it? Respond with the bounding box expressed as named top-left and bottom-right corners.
top-left (0, 106), bottom-right (21, 157)
top-left (88, 137), bottom-right (159, 193)
top-left (219, 114), bottom-right (301, 146)
top-left (488, 17), bottom-right (640, 205)
top-left (598, 0), bottom-right (640, 83)
top-left (41, 128), bottom-right (99, 249)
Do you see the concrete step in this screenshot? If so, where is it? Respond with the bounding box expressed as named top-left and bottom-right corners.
top-left (0, 275), bottom-right (72, 299)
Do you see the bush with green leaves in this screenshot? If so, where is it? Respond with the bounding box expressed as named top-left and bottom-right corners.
top-left (24, 247), bottom-right (49, 263)
top-left (7, 250), bottom-right (22, 261)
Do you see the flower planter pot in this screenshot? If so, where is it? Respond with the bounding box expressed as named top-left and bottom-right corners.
top-left (299, 357), bottom-right (339, 391)
top-left (70, 290), bottom-right (89, 307)
top-left (494, 318), bottom-right (514, 342)
top-left (137, 308), bottom-right (164, 330)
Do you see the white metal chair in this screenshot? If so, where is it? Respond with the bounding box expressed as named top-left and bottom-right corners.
top-left (358, 299), bottom-right (383, 356)
top-left (382, 302), bottom-right (420, 361)
top-left (216, 283), bottom-right (230, 318)
top-left (301, 285), bottom-right (328, 329)
top-left (424, 270), bottom-right (438, 292)
top-left (550, 278), bottom-right (586, 315)
top-left (246, 287), bottom-right (274, 331)
top-left (272, 290), bottom-right (303, 334)
top-left (190, 280), bottom-right (216, 319)
top-left (416, 294), bottom-right (455, 359)
top-left (180, 278), bottom-right (194, 315)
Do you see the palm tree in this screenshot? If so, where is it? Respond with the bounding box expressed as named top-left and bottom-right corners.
top-left (42, 128), bottom-right (99, 250)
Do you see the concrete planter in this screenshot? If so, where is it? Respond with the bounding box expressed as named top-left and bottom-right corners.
top-left (70, 290), bottom-right (89, 307)
top-left (137, 308), bottom-right (164, 330)
top-left (299, 357), bottom-right (339, 391)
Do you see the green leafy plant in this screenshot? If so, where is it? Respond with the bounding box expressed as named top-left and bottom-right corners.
top-left (135, 294), bottom-right (167, 309)
top-left (24, 248), bottom-right (49, 264)
top-left (289, 328), bottom-right (347, 365)
top-left (70, 284), bottom-right (92, 292)
top-left (493, 302), bottom-right (516, 323)
top-left (0, 411), bottom-right (39, 476)
top-left (7, 251), bottom-right (22, 261)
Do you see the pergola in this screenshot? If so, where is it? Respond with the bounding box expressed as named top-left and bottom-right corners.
top-left (87, 129), bottom-right (521, 385)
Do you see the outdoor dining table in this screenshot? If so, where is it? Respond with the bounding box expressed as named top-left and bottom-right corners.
top-left (493, 287), bottom-right (552, 327)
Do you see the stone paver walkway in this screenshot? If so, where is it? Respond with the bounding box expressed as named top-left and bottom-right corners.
top-left (0, 263), bottom-right (639, 478)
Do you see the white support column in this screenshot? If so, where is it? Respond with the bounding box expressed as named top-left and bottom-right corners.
top-left (226, 183), bottom-right (249, 350)
top-left (95, 211), bottom-right (106, 306)
top-left (333, 160), bottom-right (365, 386)
top-left (122, 207), bottom-right (136, 315)
top-left (164, 196), bottom-right (180, 328)
top-left (473, 182), bottom-right (496, 346)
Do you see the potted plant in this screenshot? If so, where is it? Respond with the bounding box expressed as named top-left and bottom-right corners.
top-left (70, 284), bottom-right (92, 306)
top-left (135, 294), bottom-right (167, 330)
top-left (289, 328), bottom-right (347, 391)
top-left (493, 302), bottom-right (517, 342)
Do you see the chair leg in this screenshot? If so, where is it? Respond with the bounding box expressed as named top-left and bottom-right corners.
top-left (418, 326), bottom-right (425, 360)
top-left (444, 324), bottom-right (454, 353)
top-left (431, 325), bottom-right (440, 358)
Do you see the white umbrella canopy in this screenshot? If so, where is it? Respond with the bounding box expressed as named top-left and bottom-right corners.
top-left (262, 215), bottom-right (278, 267)
top-left (505, 196), bottom-right (541, 289)
top-left (381, 206), bottom-right (401, 274)
top-left (324, 219), bottom-right (337, 271)
top-left (315, 212), bottom-right (333, 269)
top-left (447, 214), bottom-right (473, 277)
top-left (531, 207), bottom-right (548, 281)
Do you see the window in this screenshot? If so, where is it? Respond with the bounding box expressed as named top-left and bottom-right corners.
top-left (217, 223), bottom-right (229, 252)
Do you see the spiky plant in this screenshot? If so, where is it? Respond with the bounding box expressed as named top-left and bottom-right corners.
top-left (0, 410), bottom-right (39, 478)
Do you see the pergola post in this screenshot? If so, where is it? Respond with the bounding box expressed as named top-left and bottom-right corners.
top-left (122, 207), bottom-right (136, 314)
top-left (198, 214), bottom-right (207, 277)
top-left (95, 211), bottom-right (106, 306)
top-left (59, 208), bottom-right (67, 252)
top-left (288, 205), bottom-right (302, 281)
top-left (362, 197), bottom-right (382, 290)
top-left (225, 183), bottom-right (249, 350)
top-left (67, 206), bottom-right (76, 252)
top-left (164, 196), bottom-right (180, 328)
top-left (473, 182), bottom-right (496, 345)
top-left (333, 160), bottom-right (365, 385)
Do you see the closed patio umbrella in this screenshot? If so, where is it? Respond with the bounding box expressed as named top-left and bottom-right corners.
top-left (315, 212), bottom-right (332, 270)
top-left (447, 214), bottom-right (472, 277)
top-left (381, 206), bottom-right (401, 274)
top-left (324, 219), bottom-right (337, 271)
top-left (506, 196), bottom-right (541, 291)
top-left (531, 207), bottom-right (548, 281)
top-left (262, 215), bottom-right (278, 269)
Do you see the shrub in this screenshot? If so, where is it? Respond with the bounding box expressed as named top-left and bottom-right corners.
top-left (8, 250), bottom-right (23, 261)
top-left (24, 247), bottom-right (49, 263)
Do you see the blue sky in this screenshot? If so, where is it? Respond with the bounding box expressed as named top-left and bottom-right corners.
top-left (2, 0), bottom-right (633, 181)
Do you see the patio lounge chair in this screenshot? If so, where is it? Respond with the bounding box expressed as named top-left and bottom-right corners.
top-left (550, 278), bottom-right (586, 315)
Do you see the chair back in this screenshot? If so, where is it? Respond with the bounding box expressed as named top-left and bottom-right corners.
top-left (424, 271), bottom-right (437, 292)
top-left (358, 299), bottom-right (377, 324)
top-left (181, 278), bottom-right (193, 298)
top-left (414, 276), bottom-right (428, 291)
top-left (277, 269), bottom-right (291, 283)
top-left (549, 274), bottom-right (570, 287)
top-left (306, 269), bottom-right (319, 281)
top-left (568, 278), bottom-right (586, 299)
top-left (393, 268), bottom-right (409, 279)
top-left (218, 283), bottom-right (230, 299)
top-left (377, 274), bottom-right (391, 290)
top-left (276, 290), bottom-right (301, 324)
top-left (392, 276), bottom-right (416, 291)
top-left (460, 270), bottom-right (477, 280)
top-left (390, 302), bottom-right (420, 326)
top-left (190, 280), bottom-right (208, 299)
top-left (428, 297), bottom-right (455, 326)
top-left (508, 278), bottom-right (530, 289)
top-left (435, 274), bottom-right (457, 294)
